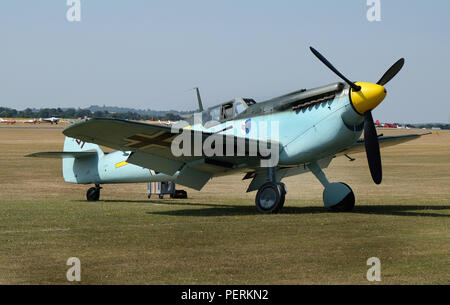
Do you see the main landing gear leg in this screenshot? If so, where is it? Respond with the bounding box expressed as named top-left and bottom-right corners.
top-left (255, 167), bottom-right (287, 214)
top-left (86, 184), bottom-right (102, 202)
top-left (307, 162), bottom-right (355, 212)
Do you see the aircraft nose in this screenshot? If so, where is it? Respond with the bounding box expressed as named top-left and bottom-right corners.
top-left (350, 82), bottom-right (387, 115)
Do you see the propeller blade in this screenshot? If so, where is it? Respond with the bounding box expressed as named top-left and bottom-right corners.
top-left (377, 58), bottom-right (405, 86)
top-left (310, 47), bottom-right (361, 92)
top-left (364, 111), bottom-right (382, 184)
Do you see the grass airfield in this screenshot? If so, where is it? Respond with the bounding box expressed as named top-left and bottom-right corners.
top-left (0, 125), bottom-right (449, 284)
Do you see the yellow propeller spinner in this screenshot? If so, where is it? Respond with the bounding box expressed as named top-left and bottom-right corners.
top-left (350, 82), bottom-right (387, 115)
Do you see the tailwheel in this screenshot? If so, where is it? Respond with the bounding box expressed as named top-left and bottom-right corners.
top-left (86, 185), bottom-right (101, 201)
top-left (255, 182), bottom-right (286, 214)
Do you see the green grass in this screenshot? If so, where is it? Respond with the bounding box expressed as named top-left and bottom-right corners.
top-left (0, 128), bottom-right (449, 284)
top-left (1, 197), bottom-right (448, 284)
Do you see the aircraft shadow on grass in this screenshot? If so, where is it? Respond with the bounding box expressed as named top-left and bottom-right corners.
top-left (96, 200), bottom-right (450, 218)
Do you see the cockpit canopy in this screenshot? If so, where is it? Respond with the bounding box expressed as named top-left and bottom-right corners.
top-left (203, 98), bottom-right (256, 123)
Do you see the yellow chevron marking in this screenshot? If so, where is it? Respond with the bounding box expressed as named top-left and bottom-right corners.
top-left (115, 161), bottom-right (128, 168)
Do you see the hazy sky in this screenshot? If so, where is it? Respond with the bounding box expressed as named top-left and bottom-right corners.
top-left (1, 0), bottom-right (449, 123)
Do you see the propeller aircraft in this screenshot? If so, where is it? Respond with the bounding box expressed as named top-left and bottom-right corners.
top-left (27, 47), bottom-right (426, 213)
top-left (40, 117), bottom-right (60, 124)
top-left (0, 118), bottom-right (16, 124)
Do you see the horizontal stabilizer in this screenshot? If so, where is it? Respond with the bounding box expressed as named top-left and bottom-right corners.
top-left (25, 151), bottom-right (98, 159)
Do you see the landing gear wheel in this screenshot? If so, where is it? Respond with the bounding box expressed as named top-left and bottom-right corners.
top-left (158, 194), bottom-right (164, 199)
top-left (171, 190), bottom-right (188, 199)
top-left (278, 183), bottom-right (287, 210)
top-left (324, 182), bottom-right (355, 212)
top-left (255, 182), bottom-right (286, 214)
top-left (86, 187), bottom-right (100, 201)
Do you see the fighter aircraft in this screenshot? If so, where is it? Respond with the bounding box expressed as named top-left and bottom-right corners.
top-left (0, 118), bottom-right (16, 124)
top-left (30, 47), bottom-right (427, 213)
top-left (39, 117), bottom-right (60, 124)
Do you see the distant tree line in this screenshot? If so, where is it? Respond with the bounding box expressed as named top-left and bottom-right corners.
top-left (0, 106), bottom-right (181, 121)
top-left (1, 105), bottom-right (449, 129)
top-left (413, 123), bottom-right (450, 130)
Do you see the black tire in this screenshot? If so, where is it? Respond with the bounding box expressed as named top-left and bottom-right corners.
top-left (173, 190), bottom-right (187, 199)
top-left (180, 190), bottom-right (188, 199)
top-left (255, 182), bottom-right (285, 214)
top-left (277, 183), bottom-right (286, 209)
top-left (158, 194), bottom-right (164, 199)
top-left (329, 183), bottom-right (355, 212)
top-left (86, 187), bottom-right (100, 201)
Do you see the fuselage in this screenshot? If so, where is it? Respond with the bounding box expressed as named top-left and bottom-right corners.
top-left (61, 137), bottom-right (176, 185)
top-left (187, 84), bottom-right (364, 167)
top-left (61, 83), bottom-right (370, 184)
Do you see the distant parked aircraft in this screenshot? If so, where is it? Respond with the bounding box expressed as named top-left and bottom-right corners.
top-left (39, 117), bottom-right (60, 124)
top-left (375, 120), bottom-right (400, 129)
top-left (24, 119), bottom-right (38, 124)
top-left (0, 118), bottom-right (16, 124)
top-left (158, 120), bottom-right (178, 126)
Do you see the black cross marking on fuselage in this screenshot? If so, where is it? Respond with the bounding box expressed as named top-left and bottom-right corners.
top-left (124, 132), bottom-right (177, 149)
top-left (75, 139), bottom-right (85, 149)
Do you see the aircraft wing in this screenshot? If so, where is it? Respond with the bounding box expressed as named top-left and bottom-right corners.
top-left (242, 133), bottom-right (429, 192)
top-left (336, 133), bottom-right (430, 156)
top-left (25, 151), bottom-right (98, 158)
top-left (63, 118), bottom-right (271, 190)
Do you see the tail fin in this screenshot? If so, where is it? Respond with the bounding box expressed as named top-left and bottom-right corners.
top-left (62, 137), bottom-right (103, 183)
top-left (63, 137), bottom-right (104, 156)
